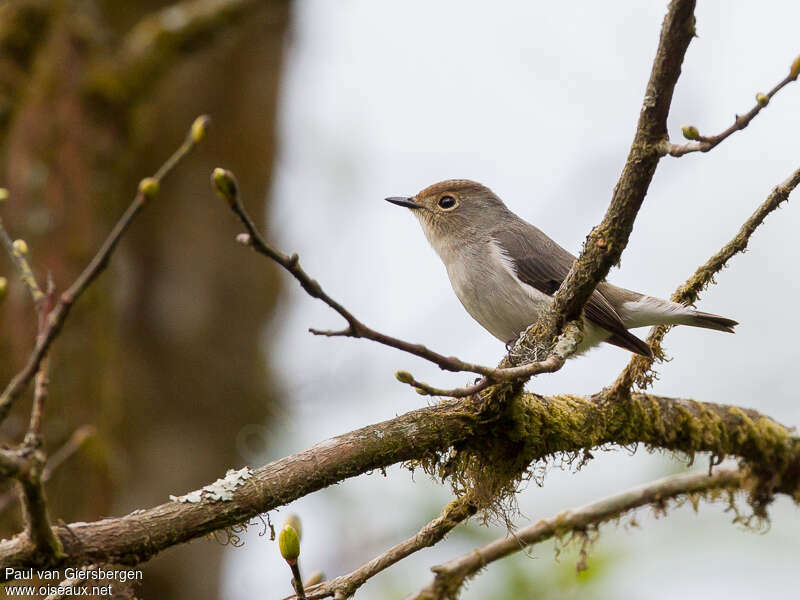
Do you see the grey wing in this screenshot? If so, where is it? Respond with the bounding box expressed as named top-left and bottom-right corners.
top-left (492, 223), bottom-right (653, 358)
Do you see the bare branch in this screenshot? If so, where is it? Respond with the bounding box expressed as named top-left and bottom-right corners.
top-left (396, 323), bottom-right (583, 397)
top-left (411, 469), bottom-right (743, 600)
top-left (0, 116), bottom-right (209, 422)
top-left (26, 276), bottom-right (56, 446)
top-left (0, 205), bottom-right (43, 303)
top-left (611, 162), bottom-right (800, 395)
top-left (296, 495), bottom-right (477, 600)
top-left (667, 63), bottom-right (799, 157)
top-left (395, 373), bottom-right (492, 399)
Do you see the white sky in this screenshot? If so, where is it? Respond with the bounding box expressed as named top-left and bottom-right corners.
top-left (222, 2), bottom-right (800, 598)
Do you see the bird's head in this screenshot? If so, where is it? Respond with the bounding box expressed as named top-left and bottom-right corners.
top-left (386, 179), bottom-right (506, 247)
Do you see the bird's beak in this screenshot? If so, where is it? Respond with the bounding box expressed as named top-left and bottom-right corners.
top-left (385, 196), bottom-right (421, 210)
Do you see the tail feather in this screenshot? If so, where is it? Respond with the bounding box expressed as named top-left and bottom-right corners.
top-left (685, 311), bottom-right (738, 333)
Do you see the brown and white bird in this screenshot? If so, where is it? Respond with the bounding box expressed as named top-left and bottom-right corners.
top-left (387, 179), bottom-right (737, 358)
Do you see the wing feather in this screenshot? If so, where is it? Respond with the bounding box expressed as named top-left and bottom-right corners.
top-left (492, 223), bottom-right (653, 358)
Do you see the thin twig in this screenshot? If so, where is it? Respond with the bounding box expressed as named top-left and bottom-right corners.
top-left (0, 116), bottom-right (210, 422)
top-left (667, 66), bottom-right (798, 157)
top-left (396, 323), bottom-right (583, 397)
top-left (0, 208), bottom-right (43, 303)
top-left (410, 469), bottom-right (743, 600)
top-left (397, 374), bottom-right (492, 399)
top-left (611, 162), bottom-right (800, 395)
top-left (289, 495), bottom-right (477, 600)
top-left (290, 563), bottom-right (306, 600)
top-left (27, 276), bottom-right (56, 446)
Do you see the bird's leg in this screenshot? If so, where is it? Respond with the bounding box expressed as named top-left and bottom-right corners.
top-left (505, 338), bottom-right (518, 361)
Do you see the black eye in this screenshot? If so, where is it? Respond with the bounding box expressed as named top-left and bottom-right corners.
top-left (438, 195), bottom-right (457, 209)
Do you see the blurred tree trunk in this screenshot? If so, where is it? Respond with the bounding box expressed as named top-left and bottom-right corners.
top-left (0, 1), bottom-right (290, 597)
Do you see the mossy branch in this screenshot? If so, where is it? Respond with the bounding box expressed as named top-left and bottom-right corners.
top-left (411, 469), bottom-right (744, 600)
top-left (612, 162), bottom-right (800, 394)
top-left (0, 389), bottom-right (796, 577)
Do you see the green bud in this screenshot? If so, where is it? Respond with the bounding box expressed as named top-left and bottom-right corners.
top-left (191, 115), bottom-right (211, 143)
top-left (395, 370), bottom-right (414, 384)
top-left (681, 125), bottom-right (700, 141)
top-left (756, 93), bottom-right (769, 107)
top-left (791, 55), bottom-right (800, 80)
top-left (212, 168), bottom-right (239, 206)
top-left (0, 188), bottom-right (8, 203)
top-left (0, 276), bottom-right (7, 302)
top-left (138, 177), bottom-right (160, 200)
top-left (279, 524), bottom-right (300, 562)
top-left (12, 239), bottom-right (28, 255)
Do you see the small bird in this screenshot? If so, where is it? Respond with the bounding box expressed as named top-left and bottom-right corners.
top-left (386, 179), bottom-right (737, 358)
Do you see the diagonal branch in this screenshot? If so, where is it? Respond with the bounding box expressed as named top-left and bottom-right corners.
top-left (0, 207), bottom-right (43, 303)
top-left (611, 162), bottom-right (800, 395)
top-left (410, 469), bottom-right (744, 600)
top-left (667, 59), bottom-right (799, 157)
top-left (0, 116), bottom-right (209, 422)
top-left (295, 494), bottom-right (478, 600)
top-left (511, 0), bottom-right (697, 365)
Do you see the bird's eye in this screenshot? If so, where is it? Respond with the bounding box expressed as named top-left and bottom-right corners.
top-left (438, 195), bottom-right (457, 210)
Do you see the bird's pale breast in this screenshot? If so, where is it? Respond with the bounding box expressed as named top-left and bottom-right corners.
top-left (443, 239), bottom-right (552, 343)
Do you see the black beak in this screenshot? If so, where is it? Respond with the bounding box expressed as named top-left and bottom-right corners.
top-left (385, 196), bottom-right (421, 209)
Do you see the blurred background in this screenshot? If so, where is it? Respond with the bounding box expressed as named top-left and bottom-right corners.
top-left (1, 1), bottom-right (799, 599)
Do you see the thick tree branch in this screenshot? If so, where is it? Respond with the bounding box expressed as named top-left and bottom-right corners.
top-left (0, 389), bottom-right (796, 576)
top-left (0, 398), bottom-right (479, 576)
top-left (411, 469), bottom-right (744, 600)
top-left (611, 162), bottom-right (800, 394)
top-left (0, 116), bottom-right (209, 422)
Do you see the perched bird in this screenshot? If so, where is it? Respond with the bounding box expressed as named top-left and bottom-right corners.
top-left (386, 179), bottom-right (737, 358)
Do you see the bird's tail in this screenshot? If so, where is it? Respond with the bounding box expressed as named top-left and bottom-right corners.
top-left (614, 293), bottom-right (738, 333)
top-left (679, 310), bottom-right (738, 333)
